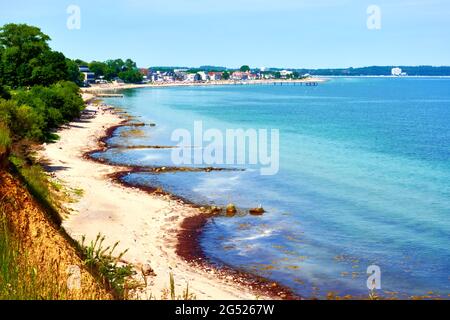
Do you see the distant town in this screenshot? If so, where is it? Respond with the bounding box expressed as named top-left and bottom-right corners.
top-left (78, 63), bottom-right (310, 87)
top-left (76, 60), bottom-right (450, 87)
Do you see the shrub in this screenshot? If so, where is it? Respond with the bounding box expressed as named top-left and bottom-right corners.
top-left (80, 234), bottom-right (134, 299)
top-left (0, 99), bottom-right (45, 141)
top-left (12, 81), bottom-right (84, 141)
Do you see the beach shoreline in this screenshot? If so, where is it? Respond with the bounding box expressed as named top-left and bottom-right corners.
top-left (81, 78), bottom-right (326, 93)
top-left (38, 93), bottom-right (298, 300)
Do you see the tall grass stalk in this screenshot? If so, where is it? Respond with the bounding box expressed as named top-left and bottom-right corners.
top-left (80, 234), bottom-right (134, 299)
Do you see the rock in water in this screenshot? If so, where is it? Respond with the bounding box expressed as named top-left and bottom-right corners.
top-left (249, 206), bottom-right (265, 216)
top-left (226, 203), bottom-right (237, 217)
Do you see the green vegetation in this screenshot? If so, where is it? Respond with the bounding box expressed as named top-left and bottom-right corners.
top-left (0, 22), bottom-right (144, 301)
top-left (240, 65), bottom-right (251, 72)
top-left (80, 234), bottom-right (134, 299)
top-left (87, 59), bottom-right (143, 83)
top-left (9, 155), bottom-right (63, 226)
top-left (0, 23), bottom-right (94, 300)
top-left (0, 24), bottom-right (82, 88)
top-left (12, 81), bottom-right (84, 140)
top-left (0, 23), bottom-right (85, 144)
top-left (9, 155), bottom-right (49, 199)
top-left (222, 71), bottom-right (230, 80)
top-left (159, 273), bottom-right (196, 300)
top-left (73, 188), bottom-right (84, 197)
top-left (66, 59), bottom-right (84, 86)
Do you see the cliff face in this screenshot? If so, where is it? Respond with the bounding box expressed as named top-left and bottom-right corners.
top-left (0, 169), bottom-right (111, 300)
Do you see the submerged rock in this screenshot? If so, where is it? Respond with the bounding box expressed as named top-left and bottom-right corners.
top-left (209, 206), bottom-right (222, 215)
top-left (130, 122), bottom-right (146, 127)
top-left (153, 187), bottom-right (164, 194)
top-left (249, 206), bottom-right (265, 216)
top-left (200, 206), bottom-right (222, 215)
top-left (226, 203), bottom-right (237, 217)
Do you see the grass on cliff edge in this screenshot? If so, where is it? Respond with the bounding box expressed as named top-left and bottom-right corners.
top-left (8, 154), bottom-right (62, 226)
top-left (0, 220), bottom-right (68, 300)
top-left (3, 155), bottom-right (133, 299)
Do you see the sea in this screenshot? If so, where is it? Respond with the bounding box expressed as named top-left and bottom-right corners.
top-left (95, 77), bottom-right (450, 298)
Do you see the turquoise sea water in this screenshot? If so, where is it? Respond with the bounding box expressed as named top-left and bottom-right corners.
top-left (98, 78), bottom-right (450, 298)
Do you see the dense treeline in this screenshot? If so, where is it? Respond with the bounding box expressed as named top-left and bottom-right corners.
top-left (0, 23), bottom-right (84, 153)
top-left (82, 58), bottom-right (143, 83)
top-left (0, 24), bottom-right (83, 88)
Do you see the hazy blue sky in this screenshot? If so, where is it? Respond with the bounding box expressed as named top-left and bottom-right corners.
top-left (1, 0), bottom-right (449, 68)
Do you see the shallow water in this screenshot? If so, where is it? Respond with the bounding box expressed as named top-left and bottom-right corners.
top-left (97, 78), bottom-right (450, 298)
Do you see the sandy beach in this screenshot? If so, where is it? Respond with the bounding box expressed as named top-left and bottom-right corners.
top-left (37, 93), bottom-right (291, 300)
top-left (82, 78), bottom-right (326, 93)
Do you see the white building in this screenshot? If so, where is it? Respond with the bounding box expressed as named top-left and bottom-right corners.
top-left (280, 70), bottom-right (293, 78)
top-left (197, 71), bottom-right (208, 81)
top-left (185, 73), bottom-right (196, 82)
top-left (79, 66), bottom-right (95, 85)
top-left (391, 67), bottom-right (402, 76)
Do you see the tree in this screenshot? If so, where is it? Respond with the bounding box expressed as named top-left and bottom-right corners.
top-left (222, 71), bottom-right (231, 80)
top-left (99, 58), bottom-right (142, 82)
top-left (240, 65), bottom-right (250, 72)
top-left (30, 51), bottom-right (69, 86)
top-left (74, 59), bottom-right (88, 66)
top-left (104, 59), bottom-right (125, 80)
top-left (88, 61), bottom-right (108, 78)
top-left (0, 23), bottom-right (86, 146)
top-left (66, 59), bottom-right (84, 86)
top-left (0, 24), bottom-right (51, 88)
top-left (124, 59), bottom-right (137, 70)
top-left (0, 23), bottom-right (80, 89)
top-left (118, 69), bottom-right (143, 83)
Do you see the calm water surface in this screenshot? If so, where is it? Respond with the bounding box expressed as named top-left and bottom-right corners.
top-left (96, 78), bottom-right (450, 298)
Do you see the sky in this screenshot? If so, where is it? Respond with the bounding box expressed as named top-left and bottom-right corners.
top-left (1, 0), bottom-right (449, 69)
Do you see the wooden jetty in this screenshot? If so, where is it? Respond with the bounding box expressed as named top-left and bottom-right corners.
top-left (232, 81), bottom-right (319, 86)
top-left (95, 93), bottom-right (124, 98)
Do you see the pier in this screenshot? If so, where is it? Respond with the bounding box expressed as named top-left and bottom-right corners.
top-left (232, 80), bottom-right (319, 86)
top-left (95, 93), bottom-right (124, 98)
top-left (273, 81), bottom-right (319, 86)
